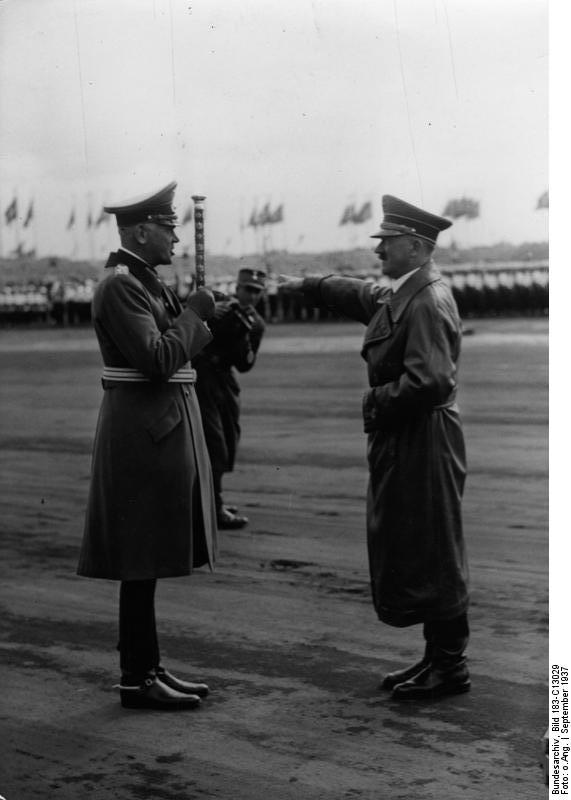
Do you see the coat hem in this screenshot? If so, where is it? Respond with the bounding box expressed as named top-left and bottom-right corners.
top-left (375, 598), bottom-right (469, 627)
top-left (76, 566), bottom-right (209, 581)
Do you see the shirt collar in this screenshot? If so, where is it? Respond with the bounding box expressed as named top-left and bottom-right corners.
top-left (390, 267), bottom-right (420, 294)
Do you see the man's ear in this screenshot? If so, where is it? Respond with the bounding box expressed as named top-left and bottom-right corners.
top-left (411, 237), bottom-right (427, 258)
top-left (134, 224), bottom-right (148, 245)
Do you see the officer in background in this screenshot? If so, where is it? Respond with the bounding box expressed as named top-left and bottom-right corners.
top-left (195, 268), bottom-right (266, 529)
top-left (77, 182), bottom-right (218, 711)
top-left (280, 196), bottom-right (470, 701)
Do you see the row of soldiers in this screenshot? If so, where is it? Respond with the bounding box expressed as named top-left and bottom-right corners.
top-left (0, 264), bottom-right (548, 327)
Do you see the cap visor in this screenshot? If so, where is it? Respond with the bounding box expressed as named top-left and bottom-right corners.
top-left (370, 229), bottom-right (404, 239)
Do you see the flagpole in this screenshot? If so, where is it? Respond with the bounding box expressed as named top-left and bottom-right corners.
top-left (87, 192), bottom-right (95, 263)
top-left (281, 202), bottom-right (288, 253)
top-left (31, 199), bottom-right (38, 257)
top-left (68, 197), bottom-right (76, 259)
top-left (251, 199), bottom-right (259, 256)
top-left (271, 219), bottom-right (275, 254)
top-left (239, 197), bottom-right (246, 257)
top-left (14, 188), bottom-right (21, 258)
top-left (73, 203), bottom-right (78, 259)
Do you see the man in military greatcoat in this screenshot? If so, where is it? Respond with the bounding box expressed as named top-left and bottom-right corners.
top-left (77, 181), bottom-right (218, 711)
top-left (280, 195), bottom-right (471, 701)
top-left (194, 268), bottom-right (266, 529)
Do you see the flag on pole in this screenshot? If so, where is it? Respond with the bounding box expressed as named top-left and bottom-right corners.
top-left (258, 202), bottom-right (272, 225)
top-left (536, 190), bottom-right (549, 210)
top-left (86, 211), bottom-right (93, 229)
top-left (4, 198), bottom-right (18, 225)
top-left (339, 204), bottom-right (356, 225)
top-left (67, 209), bottom-right (76, 230)
top-left (182, 205), bottom-right (193, 225)
top-left (23, 201), bottom-right (34, 228)
top-left (353, 201), bottom-right (372, 224)
top-left (269, 204), bottom-right (284, 224)
top-left (248, 209), bottom-right (260, 228)
top-left (442, 197), bottom-right (480, 220)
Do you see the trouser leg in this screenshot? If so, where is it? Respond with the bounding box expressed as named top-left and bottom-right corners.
top-left (212, 470), bottom-right (224, 512)
top-left (423, 612), bottom-right (469, 671)
top-left (118, 579), bottom-right (160, 682)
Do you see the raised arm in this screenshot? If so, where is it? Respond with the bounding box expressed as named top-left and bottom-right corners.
top-left (279, 274), bottom-right (380, 324)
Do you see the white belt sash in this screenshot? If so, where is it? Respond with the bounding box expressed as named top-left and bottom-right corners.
top-left (102, 366), bottom-right (197, 384)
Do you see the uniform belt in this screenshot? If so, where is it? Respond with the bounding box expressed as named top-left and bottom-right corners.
top-left (102, 366), bottom-right (197, 383)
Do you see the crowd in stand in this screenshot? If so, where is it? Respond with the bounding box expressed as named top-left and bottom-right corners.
top-left (0, 264), bottom-right (548, 327)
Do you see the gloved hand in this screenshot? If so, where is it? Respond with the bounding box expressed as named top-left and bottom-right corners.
top-left (212, 299), bottom-right (254, 332)
top-left (186, 287), bottom-right (216, 320)
top-left (278, 274), bottom-right (304, 292)
top-left (212, 299), bottom-right (235, 321)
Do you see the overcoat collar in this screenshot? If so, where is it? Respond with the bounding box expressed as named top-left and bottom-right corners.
top-left (105, 248), bottom-right (164, 299)
top-left (387, 261), bottom-right (442, 322)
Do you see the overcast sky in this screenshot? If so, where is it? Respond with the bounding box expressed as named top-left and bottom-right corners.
top-left (0, 0), bottom-right (549, 259)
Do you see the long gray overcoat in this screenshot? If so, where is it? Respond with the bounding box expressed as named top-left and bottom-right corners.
top-left (303, 265), bottom-right (469, 627)
top-left (77, 249), bottom-right (218, 581)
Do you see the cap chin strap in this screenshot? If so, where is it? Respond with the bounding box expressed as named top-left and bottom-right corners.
top-left (145, 213), bottom-right (177, 227)
top-left (381, 222), bottom-right (418, 235)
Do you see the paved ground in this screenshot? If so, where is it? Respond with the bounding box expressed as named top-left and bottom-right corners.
top-left (0, 317), bottom-right (548, 799)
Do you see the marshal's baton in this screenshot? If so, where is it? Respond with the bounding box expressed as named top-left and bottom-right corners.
top-left (191, 195), bottom-right (206, 288)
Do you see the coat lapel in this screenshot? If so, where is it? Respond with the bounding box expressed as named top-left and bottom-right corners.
top-left (390, 263), bottom-right (442, 323)
top-left (361, 287), bottom-right (393, 357)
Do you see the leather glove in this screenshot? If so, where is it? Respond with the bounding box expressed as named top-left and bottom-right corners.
top-left (213, 300), bottom-right (235, 321)
top-left (186, 287), bottom-right (216, 320)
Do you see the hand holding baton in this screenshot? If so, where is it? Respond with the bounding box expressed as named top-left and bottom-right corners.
top-left (187, 194), bottom-right (216, 321)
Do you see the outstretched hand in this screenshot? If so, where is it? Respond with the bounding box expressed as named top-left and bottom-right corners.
top-left (278, 274), bottom-right (304, 292)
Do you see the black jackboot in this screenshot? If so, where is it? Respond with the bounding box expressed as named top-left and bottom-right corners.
top-left (392, 614), bottom-right (470, 700)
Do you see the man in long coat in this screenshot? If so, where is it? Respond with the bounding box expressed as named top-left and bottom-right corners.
top-left (194, 268), bottom-right (266, 529)
top-left (77, 181), bottom-right (218, 710)
top-left (280, 195), bottom-right (470, 701)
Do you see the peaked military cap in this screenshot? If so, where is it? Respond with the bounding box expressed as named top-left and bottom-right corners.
top-left (371, 195), bottom-right (452, 245)
top-left (104, 181), bottom-right (178, 227)
top-left (237, 268), bottom-right (266, 290)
